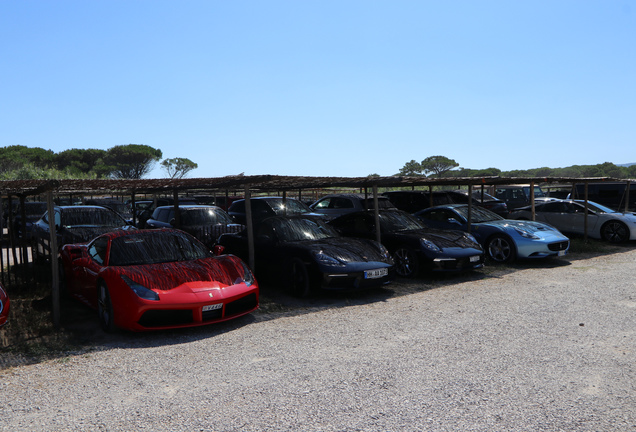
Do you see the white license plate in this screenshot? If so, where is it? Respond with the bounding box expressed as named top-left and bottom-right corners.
top-left (470, 255), bottom-right (480, 262)
top-left (558, 250), bottom-right (567, 256)
top-left (365, 268), bottom-right (388, 279)
top-left (202, 303), bottom-right (223, 312)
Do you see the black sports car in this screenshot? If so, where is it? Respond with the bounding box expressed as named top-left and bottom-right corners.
top-left (217, 215), bottom-right (394, 297)
top-left (32, 205), bottom-right (132, 262)
top-left (328, 210), bottom-right (484, 278)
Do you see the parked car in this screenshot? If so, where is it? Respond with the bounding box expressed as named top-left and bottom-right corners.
top-left (59, 228), bottom-right (258, 332)
top-left (129, 198), bottom-right (197, 228)
top-left (509, 199), bottom-right (636, 243)
top-left (32, 205), bottom-right (132, 262)
top-left (309, 193), bottom-right (397, 220)
top-left (145, 205), bottom-right (244, 248)
top-left (0, 283), bottom-right (9, 328)
top-left (414, 204), bottom-right (570, 263)
top-left (493, 184), bottom-right (547, 211)
top-left (383, 190), bottom-right (509, 217)
top-left (84, 198), bottom-right (132, 219)
top-left (217, 215), bottom-right (394, 297)
top-left (568, 182), bottom-right (636, 212)
top-left (12, 201), bottom-right (48, 239)
top-left (328, 210), bottom-right (484, 278)
top-left (227, 196), bottom-right (324, 225)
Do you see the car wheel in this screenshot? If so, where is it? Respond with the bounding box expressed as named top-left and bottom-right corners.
top-left (486, 235), bottom-right (516, 264)
top-left (285, 258), bottom-right (312, 298)
top-left (600, 220), bottom-right (629, 243)
top-left (393, 248), bottom-right (419, 278)
top-left (97, 281), bottom-right (116, 332)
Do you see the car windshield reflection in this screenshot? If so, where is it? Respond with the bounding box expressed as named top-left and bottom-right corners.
top-left (61, 208), bottom-right (126, 227)
top-left (379, 212), bottom-right (424, 232)
top-left (108, 231), bottom-right (211, 266)
top-left (181, 208), bottom-right (233, 225)
top-left (269, 217), bottom-right (338, 242)
top-left (455, 206), bottom-right (503, 223)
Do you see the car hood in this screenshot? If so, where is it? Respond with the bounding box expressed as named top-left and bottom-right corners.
top-left (389, 228), bottom-right (480, 249)
top-left (477, 219), bottom-right (558, 233)
top-left (292, 237), bottom-right (389, 263)
top-left (117, 255), bottom-right (249, 292)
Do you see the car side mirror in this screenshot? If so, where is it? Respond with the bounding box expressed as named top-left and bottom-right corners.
top-left (448, 218), bottom-right (461, 225)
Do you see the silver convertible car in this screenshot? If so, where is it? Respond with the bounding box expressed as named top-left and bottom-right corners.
top-left (414, 204), bottom-right (570, 263)
top-left (509, 199), bottom-right (636, 243)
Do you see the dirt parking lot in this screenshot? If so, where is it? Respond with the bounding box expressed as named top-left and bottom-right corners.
top-left (1, 246), bottom-right (635, 431)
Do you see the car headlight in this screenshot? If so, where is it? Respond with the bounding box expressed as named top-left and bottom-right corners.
top-left (420, 238), bottom-right (441, 252)
top-left (235, 260), bottom-right (256, 287)
top-left (464, 233), bottom-right (478, 244)
top-left (121, 275), bottom-right (160, 301)
top-left (314, 251), bottom-right (345, 267)
top-left (513, 227), bottom-right (540, 240)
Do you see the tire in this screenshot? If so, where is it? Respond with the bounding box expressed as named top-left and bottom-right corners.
top-left (393, 248), bottom-right (419, 278)
top-left (285, 258), bottom-right (312, 298)
top-left (486, 235), bottom-right (516, 264)
top-left (600, 220), bottom-right (629, 243)
top-left (97, 281), bottom-right (116, 332)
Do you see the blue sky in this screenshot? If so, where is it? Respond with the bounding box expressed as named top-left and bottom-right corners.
top-left (2, 1), bottom-right (635, 179)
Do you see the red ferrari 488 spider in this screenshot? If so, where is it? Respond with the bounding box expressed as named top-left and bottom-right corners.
top-left (59, 228), bottom-right (258, 332)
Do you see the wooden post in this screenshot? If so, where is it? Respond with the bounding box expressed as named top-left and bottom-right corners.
top-left (372, 185), bottom-right (381, 244)
top-left (130, 191), bottom-right (136, 226)
top-left (244, 184), bottom-right (255, 271)
top-left (584, 181), bottom-right (589, 243)
top-left (173, 189), bottom-right (180, 228)
top-left (530, 180), bottom-right (536, 221)
top-left (467, 184), bottom-right (473, 233)
top-left (47, 191), bottom-right (60, 330)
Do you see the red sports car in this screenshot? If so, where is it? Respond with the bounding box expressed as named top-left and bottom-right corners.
top-left (59, 228), bottom-right (258, 332)
top-left (0, 283), bottom-right (9, 328)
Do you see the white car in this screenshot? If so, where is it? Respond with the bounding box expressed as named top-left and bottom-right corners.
top-left (510, 199), bottom-right (636, 243)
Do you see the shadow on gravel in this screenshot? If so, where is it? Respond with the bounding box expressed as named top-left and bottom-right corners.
top-left (2, 240), bottom-right (634, 370)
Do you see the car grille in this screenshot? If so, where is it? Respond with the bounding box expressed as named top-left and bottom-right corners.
top-left (224, 293), bottom-right (258, 318)
top-left (138, 310), bottom-right (194, 327)
top-left (548, 241), bottom-right (570, 252)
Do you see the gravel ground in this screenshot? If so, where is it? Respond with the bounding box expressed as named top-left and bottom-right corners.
top-left (1, 248), bottom-right (635, 431)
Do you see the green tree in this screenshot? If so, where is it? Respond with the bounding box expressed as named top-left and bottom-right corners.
top-left (421, 156), bottom-right (459, 177)
top-left (161, 157), bottom-right (198, 179)
top-left (0, 145), bottom-right (56, 173)
top-left (56, 148), bottom-right (108, 176)
top-left (397, 160), bottom-right (423, 176)
top-left (104, 144), bottom-right (163, 179)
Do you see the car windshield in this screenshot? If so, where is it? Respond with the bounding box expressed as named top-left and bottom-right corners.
top-left (266, 198), bottom-right (312, 216)
top-left (108, 231), bottom-right (211, 266)
top-left (270, 217), bottom-right (339, 242)
top-left (575, 201), bottom-right (617, 214)
top-left (379, 212), bottom-right (424, 232)
top-left (469, 191), bottom-right (498, 201)
top-left (24, 202), bottom-right (48, 217)
top-left (61, 208), bottom-right (126, 227)
top-left (181, 208), bottom-right (233, 225)
top-left (454, 205), bottom-right (503, 223)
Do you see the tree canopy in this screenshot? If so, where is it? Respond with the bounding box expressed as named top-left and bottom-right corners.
top-left (104, 144), bottom-right (163, 179)
top-left (161, 157), bottom-right (198, 179)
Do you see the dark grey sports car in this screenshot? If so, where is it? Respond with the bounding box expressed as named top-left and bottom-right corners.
top-left (328, 210), bottom-right (484, 278)
top-left (217, 215), bottom-right (394, 297)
